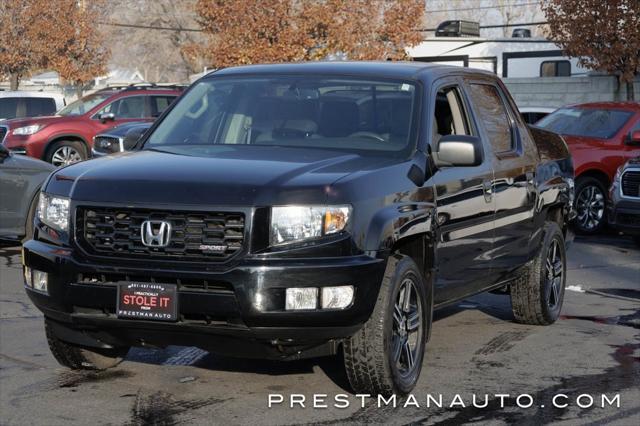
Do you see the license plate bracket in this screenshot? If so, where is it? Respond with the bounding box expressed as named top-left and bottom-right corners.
top-left (117, 282), bottom-right (178, 322)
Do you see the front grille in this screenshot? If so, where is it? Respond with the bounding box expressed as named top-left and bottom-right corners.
top-left (76, 207), bottom-right (245, 262)
top-left (77, 272), bottom-right (234, 292)
top-left (621, 170), bottom-right (640, 198)
top-left (93, 136), bottom-right (121, 154)
top-left (0, 126), bottom-right (7, 144)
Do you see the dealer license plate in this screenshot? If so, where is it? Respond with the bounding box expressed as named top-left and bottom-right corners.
top-left (117, 282), bottom-right (178, 322)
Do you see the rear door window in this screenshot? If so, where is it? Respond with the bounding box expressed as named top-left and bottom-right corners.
top-left (468, 83), bottom-right (514, 153)
top-left (25, 98), bottom-right (57, 117)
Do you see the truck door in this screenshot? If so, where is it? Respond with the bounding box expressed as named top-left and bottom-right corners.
top-left (430, 80), bottom-right (496, 305)
top-left (465, 79), bottom-right (539, 284)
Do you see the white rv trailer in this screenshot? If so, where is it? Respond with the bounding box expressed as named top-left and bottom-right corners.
top-left (407, 37), bottom-right (589, 78)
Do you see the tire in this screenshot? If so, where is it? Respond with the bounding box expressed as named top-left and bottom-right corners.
top-left (343, 254), bottom-right (429, 396)
top-left (511, 222), bottom-right (566, 325)
top-left (573, 177), bottom-right (607, 234)
top-left (46, 140), bottom-right (87, 167)
top-left (45, 321), bottom-right (128, 370)
top-left (22, 192), bottom-right (39, 243)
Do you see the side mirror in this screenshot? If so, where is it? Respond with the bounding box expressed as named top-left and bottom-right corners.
top-left (432, 135), bottom-right (482, 167)
top-left (0, 144), bottom-right (10, 161)
top-left (626, 130), bottom-right (640, 146)
top-left (99, 112), bottom-right (115, 123)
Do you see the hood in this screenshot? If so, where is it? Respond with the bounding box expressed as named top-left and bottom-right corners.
top-left (3, 115), bottom-right (79, 129)
top-left (45, 145), bottom-right (398, 206)
top-left (624, 156), bottom-right (640, 169)
top-left (7, 152), bottom-right (56, 172)
top-left (101, 121), bottom-right (151, 137)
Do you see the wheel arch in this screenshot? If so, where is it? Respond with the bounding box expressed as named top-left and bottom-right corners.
top-left (43, 134), bottom-right (90, 161)
top-left (391, 233), bottom-right (435, 341)
top-left (576, 168), bottom-right (611, 188)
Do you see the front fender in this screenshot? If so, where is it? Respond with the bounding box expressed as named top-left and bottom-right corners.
top-left (362, 202), bottom-right (436, 252)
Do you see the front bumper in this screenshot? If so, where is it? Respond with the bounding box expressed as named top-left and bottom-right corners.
top-left (23, 239), bottom-right (386, 358)
top-left (608, 199), bottom-right (640, 235)
top-left (3, 133), bottom-right (45, 159)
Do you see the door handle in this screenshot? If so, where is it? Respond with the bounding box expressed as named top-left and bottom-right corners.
top-left (483, 180), bottom-right (493, 203)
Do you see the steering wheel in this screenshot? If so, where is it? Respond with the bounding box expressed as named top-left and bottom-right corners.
top-left (348, 131), bottom-right (386, 142)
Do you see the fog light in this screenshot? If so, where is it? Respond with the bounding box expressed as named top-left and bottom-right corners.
top-left (285, 288), bottom-right (318, 310)
top-left (23, 267), bottom-right (32, 288)
top-left (321, 286), bottom-right (354, 309)
top-left (32, 270), bottom-right (48, 292)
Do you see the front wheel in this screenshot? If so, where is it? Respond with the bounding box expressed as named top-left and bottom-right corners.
top-left (46, 141), bottom-right (87, 167)
top-left (573, 177), bottom-right (607, 234)
top-left (343, 254), bottom-right (429, 396)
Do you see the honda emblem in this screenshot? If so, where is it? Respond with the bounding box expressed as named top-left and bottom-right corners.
top-left (141, 220), bottom-right (172, 247)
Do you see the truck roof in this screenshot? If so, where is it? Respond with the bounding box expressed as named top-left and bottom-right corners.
top-left (208, 61), bottom-right (495, 81)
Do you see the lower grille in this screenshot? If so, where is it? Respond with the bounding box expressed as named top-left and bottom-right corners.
top-left (621, 170), bottom-right (640, 198)
top-left (77, 272), bottom-right (234, 292)
top-left (76, 207), bottom-right (245, 262)
top-left (617, 213), bottom-right (640, 227)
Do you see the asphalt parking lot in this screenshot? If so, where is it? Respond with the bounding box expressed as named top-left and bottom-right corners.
top-left (1, 233), bottom-right (638, 425)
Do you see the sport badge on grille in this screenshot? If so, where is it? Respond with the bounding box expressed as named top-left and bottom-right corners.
top-left (141, 220), bottom-right (172, 247)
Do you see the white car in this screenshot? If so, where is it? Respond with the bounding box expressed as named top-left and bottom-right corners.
top-left (0, 91), bottom-right (66, 121)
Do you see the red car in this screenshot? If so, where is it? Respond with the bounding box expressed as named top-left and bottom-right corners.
top-left (0, 84), bottom-right (183, 167)
top-left (536, 102), bottom-right (640, 234)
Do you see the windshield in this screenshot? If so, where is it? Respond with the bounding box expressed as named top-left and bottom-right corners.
top-left (145, 76), bottom-right (417, 155)
top-left (536, 107), bottom-right (633, 139)
top-left (57, 93), bottom-right (110, 116)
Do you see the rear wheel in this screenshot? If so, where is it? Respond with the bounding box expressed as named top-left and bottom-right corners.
top-left (46, 141), bottom-right (86, 167)
top-left (573, 177), bottom-right (607, 234)
top-left (343, 254), bottom-right (429, 396)
top-left (511, 222), bottom-right (566, 325)
top-left (45, 321), bottom-right (128, 370)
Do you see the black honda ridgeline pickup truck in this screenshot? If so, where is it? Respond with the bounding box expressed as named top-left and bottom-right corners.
top-left (23, 62), bottom-right (574, 396)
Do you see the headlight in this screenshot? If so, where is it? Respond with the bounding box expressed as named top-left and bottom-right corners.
top-left (270, 205), bottom-right (351, 245)
top-left (37, 193), bottom-right (70, 232)
top-left (12, 124), bottom-right (43, 135)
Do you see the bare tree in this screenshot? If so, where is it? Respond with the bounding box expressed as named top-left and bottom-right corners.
top-left (0, 0), bottom-right (66, 89)
top-left (543, 0), bottom-right (640, 100)
top-left (188, 0), bottom-right (425, 68)
top-left (108, 0), bottom-right (206, 82)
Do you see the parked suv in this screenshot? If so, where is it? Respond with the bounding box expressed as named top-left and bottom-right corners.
top-left (536, 102), bottom-right (640, 234)
top-left (23, 62), bottom-right (574, 396)
top-left (608, 156), bottom-right (640, 246)
top-left (0, 84), bottom-right (183, 166)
